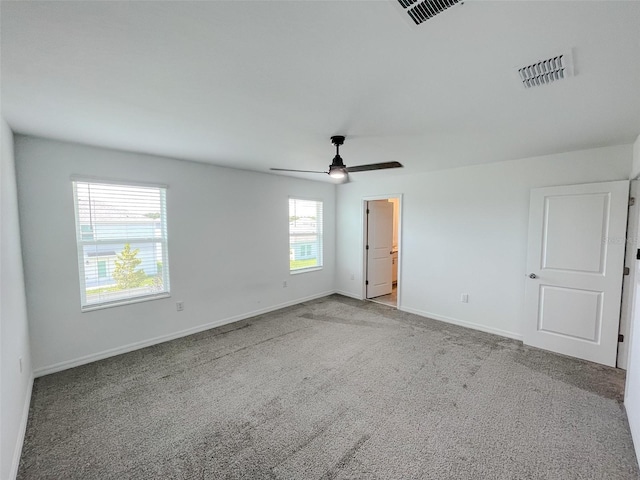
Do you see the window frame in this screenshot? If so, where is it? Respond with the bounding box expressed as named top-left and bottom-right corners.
top-left (72, 177), bottom-right (171, 311)
top-left (289, 196), bottom-right (323, 274)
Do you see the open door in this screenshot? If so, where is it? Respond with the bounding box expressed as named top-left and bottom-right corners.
top-left (366, 200), bottom-right (394, 298)
top-left (523, 180), bottom-right (629, 366)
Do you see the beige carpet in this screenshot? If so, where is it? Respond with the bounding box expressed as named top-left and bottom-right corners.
top-left (18, 295), bottom-right (639, 479)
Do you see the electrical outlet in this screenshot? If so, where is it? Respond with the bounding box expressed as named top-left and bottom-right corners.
top-left (283, 281), bottom-right (288, 288)
top-left (19, 357), bottom-right (23, 373)
top-left (461, 293), bottom-right (469, 303)
top-left (176, 301), bottom-right (184, 312)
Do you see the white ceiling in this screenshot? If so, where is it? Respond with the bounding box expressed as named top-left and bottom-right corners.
top-left (2, 1), bottom-right (640, 182)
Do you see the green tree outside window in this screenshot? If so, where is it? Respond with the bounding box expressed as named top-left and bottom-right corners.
top-left (112, 243), bottom-right (147, 289)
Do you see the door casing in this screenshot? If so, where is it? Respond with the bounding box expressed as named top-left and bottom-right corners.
top-left (361, 194), bottom-right (403, 306)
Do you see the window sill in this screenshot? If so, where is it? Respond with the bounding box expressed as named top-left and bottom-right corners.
top-left (290, 267), bottom-right (323, 275)
top-left (81, 292), bottom-right (170, 312)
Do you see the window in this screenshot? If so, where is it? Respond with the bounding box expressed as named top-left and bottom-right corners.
top-left (289, 198), bottom-right (323, 272)
top-left (72, 179), bottom-right (170, 310)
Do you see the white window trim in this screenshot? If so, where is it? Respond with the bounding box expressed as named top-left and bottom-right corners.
top-left (81, 292), bottom-right (171, 312)
top-left (70, 175), bottom-right (168, 189)
top-left (290, 267), bottom-right (323, 275)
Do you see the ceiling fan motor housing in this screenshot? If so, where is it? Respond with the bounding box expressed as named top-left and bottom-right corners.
top-left (331, 154), bottom-right (345, 168)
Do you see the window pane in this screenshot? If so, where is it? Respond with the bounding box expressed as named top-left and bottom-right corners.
top-left (289, 198), bottom-right (323, 271)
top-left (73, 181), bottom-right (170, 310)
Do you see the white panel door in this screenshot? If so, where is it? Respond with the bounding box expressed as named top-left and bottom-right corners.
top-left (524, 180), bottom-right (629, 366)
top-left (366, 200), bottom-right (393, 298)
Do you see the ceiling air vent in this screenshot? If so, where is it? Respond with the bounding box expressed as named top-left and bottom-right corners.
top-left (518, 51), bottom-right (574, 88)
top-left (397, 0), bottom-right (463, 26)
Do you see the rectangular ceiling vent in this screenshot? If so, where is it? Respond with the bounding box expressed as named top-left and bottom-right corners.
top-left (518, 51), bottom-right (574, 88)
top-left (397, 0), bottom-right (463, 26)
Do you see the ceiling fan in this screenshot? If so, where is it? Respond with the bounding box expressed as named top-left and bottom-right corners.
top-left (270, 136), bottom-right (403, 182)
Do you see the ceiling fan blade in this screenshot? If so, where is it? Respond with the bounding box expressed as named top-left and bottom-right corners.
top-left (270, 168), bottom-right (328, 174)
top-left (346, 161), bottom-right (403, 173)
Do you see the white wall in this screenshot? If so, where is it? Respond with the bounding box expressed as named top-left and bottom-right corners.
top-left (630, 134), bottom-right (640, 179)
top-left (14, 136), bottom-right (336, 375)
top-left (625, 134), bottom-right (640, 463)
top-left (336, 144), bottom-right (632, 341)
top-left (1, 120), bottom-right (33, 480)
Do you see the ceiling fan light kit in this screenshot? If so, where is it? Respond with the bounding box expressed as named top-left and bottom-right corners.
top-left (271, 135), bottom-right (403, 182)
top-left (329, 165), bottom-right (347, 179)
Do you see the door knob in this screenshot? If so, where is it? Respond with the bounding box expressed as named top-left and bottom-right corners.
top-left (529, 273), bottom-right (538, 279)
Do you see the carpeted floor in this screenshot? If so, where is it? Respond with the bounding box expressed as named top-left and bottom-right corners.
top-left (18, 294), bottom-right (639, 479)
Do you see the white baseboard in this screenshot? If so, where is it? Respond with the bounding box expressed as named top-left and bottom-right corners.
top-left (334, 290), bottom-right (363, 300)
top-left (399, 305), bottom-right (523, 341)
top-left (34, 291), bottom-right (335, 377)
top-left (9, 372), bottom-right (34, 480)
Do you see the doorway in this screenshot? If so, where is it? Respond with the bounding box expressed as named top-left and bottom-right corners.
top-left (364, 196), bottom-right (401, 308)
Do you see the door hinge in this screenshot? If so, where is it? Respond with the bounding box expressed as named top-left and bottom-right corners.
top-left (630, 197), bottom-right (636, 206)
top-left (637, 249), bottom-right (640, 261)
top-left (619, 334), bottom-right (624, 343)
top-left (624, 266), bottom-right (630, 276)
top-left (366, 245), bottom-right (369, 250)
top-left (365, 280), bottom-right (369, 285)
top-left (366, 209), bottom-right (370, 214)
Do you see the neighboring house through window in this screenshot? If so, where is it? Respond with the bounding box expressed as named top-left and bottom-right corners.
top-left (81, 225), bottom-right (94, 241)
top-left (72, 179), bottom-right (170, 310)
top-left (289, 198), bottom-right (323, 272)
top-left (97, 260), bottom-right (108, 278)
